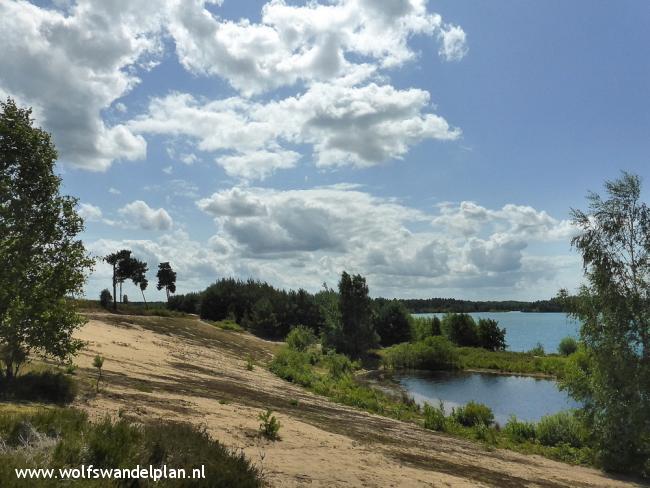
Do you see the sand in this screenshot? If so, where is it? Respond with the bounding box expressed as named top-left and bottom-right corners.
top-left (72, 313), bottom-right (645, 488)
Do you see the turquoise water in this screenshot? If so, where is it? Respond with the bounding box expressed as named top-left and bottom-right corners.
top-left (396, 371), bottom-right (580, 424)
top-left (413, 312), bottom-right (580, 353)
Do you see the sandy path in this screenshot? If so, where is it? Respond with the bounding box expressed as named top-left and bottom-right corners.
top-left (72, 314), bottom-right (644, 488)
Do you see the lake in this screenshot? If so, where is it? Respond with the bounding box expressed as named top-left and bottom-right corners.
top-left (396, 371), bottom-right (580, 424)
top-left (413, 311), bottom-right (580, 353)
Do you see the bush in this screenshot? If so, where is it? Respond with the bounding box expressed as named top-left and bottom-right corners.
top-left (442, 313), bottom-right (479, 347)
top-left (536, 411), bottom-right (585, 448)
top-left (0, 371), bottom-right (77, 404)
top-left (409, 316), bottom-right (441, 342)
top-left (374, 300), bottom-right (411, 346)
top-left (99, 289), bottom-right (112, 308)
top-left (167, 291), bottom-right (202, 314)
top-left (558, 337), bottom-right (578, 356)
top-left (382, 336), bottom-right (459, 371)
top-left (286, 325), bottom-right (317, 352)
top-left (423, 402), bottom-right (447, 431)
top-left (270, 348), bottom-right (317, 387)
top-left (476, 318), bottom-right (507, 351)
top-left (452, 401), bottom-right (494, 427)
top-left (503, 415), bottom-right (536, 443)
top-left (0, 408), bottom-right (263, 488)
top-left (258, 409), bottom-right (281, 441)
top-left (322, 351), bottom-right (357, 379)
top-left (528, 342), bottom-right (545, 356)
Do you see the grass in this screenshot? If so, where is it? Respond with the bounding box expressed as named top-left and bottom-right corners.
top-left (270, 343), bottom-right (595, 467)
top-left (206, 319), bottom-right (244, 332)
top-left (0, 407), bottom-right (263, 487)
top-left (74, 299), bottom-right (188, 318)
top-left (456, 347), bottom-right (569, 377)
top-left (380, 339), bottom-right (570, 378)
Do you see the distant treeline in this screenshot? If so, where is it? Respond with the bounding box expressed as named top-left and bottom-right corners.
top-left (397, 297), bottom-right (566, 314)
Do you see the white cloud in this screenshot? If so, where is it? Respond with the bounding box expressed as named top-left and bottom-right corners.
top-left (78, 203), bottom-right (103, 222)
top-left (0, 0), bottom-right (466, 173)
top-left (118, 200), bottom-right (173, 230)
top-left (438, 24), bottom-right (468, 61)
top-left (130, 82), bottom-right (460, 178)
top-left (168, 0), bottom-right (466, 96)
top-left (109, 187), bottom-right (121, 195)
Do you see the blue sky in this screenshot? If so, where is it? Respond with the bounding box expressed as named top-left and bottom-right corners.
top-left (2, 0), bottom-right (649, 301)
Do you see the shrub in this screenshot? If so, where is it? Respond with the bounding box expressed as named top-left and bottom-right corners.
top-left (503, 416), bottom-right (536, 443)
top-left (122, 294), bottom-right (128, 304)
top-left (452, 401), bottom-right (494, 427)
top-left (167, 291), bottom-right (202, 314)
top-left (374, 300), bottom-right (411, 346)
top-left (558, 337), bottom-right (578, 356)
top-left (476, 318), bottom-right (507, 351)
top-left (246, 355), bottom-right (255, 371)
top-left (473, 423), bottom-right (498, 444)
top-left (0, 371), bottom-right (77, 404)
top-left (441, 313), bottom-right (479, 347)
top-left (286, 325), bottom-right (317, 352)
top-left (270, 348), bottom-right (317, 387)
top-left (322, 351), bottom-right (357, 379)
top-left (528, 342), bottom-right (545, 356)
top-left (410, 316), bottom-right (441, 342)
top-left (382, 336), bottom-right (459, 371)
top-left (99, 289), bottom-right (112, 308)
top-left (536, 411), bottom-right (586, 448)
top-left (423, 402), bottom-right (447, 431)
top-left (258, 409), bottom-right (281, 440)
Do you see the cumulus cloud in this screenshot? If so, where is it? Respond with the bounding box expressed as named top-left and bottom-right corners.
top-left (0, 0), bottom-right (466, 174)
top-left (78, 203), bottom-right (103, 222)
top-left (0, 0), bottom-right (153, 171)
top-left (118, 200), bottom-right (173, 230)
top-left (129, 83), bottom-right (460, 177)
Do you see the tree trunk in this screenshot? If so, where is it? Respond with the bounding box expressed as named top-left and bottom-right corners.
top-left (119, 281), bottom-right (123, 303)
top-left (112, 263), bottom-right (117, 311)
top-left (141, 289), bottom-right (147, 309)
top-left (166, 288), bottom-right (169, 301)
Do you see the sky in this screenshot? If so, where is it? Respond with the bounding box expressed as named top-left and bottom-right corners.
top-left (2, 0), bottom-right (649, 301)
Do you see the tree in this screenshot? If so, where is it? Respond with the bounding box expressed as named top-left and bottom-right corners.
top-left (562, 172), bottom-right (650, 473)
top-left (557, 336), bottom-right (578, 356)
top-left (335, 272), bottom-right (378, 357)
top-left (130, 259), bottom-right (149, 307)
top-left (157, 262), bottom-right (177, 300)
top-left (441, 313), bottom-right (478, 347)
top-left (104, 249), bottom-right (131, 311)
top-left (0, 99), bottom-right (93, 380)
top-left (476, 318), bottom-right (507, 351)
top-left (374, 300), bottom-right (411, 346)
top-left (99, 289), bottom-right (113, 309)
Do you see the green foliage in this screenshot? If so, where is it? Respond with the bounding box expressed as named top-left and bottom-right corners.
top-left (452, 401), bottom-right (494, 427)
top-left (373, 300), bottom-right (411, 346)
top-left (0, 407), bottom-right (263, 487)
top-left (167, 291), bottom-right (202, 314)
top-left (503, 416), bottom-right (537, 443)
top-left (564, 173), bottom-right (650, 474)
top-left (381, 336), bottom-right (459, 371)
top-left (410, 316), bottom-right (442, 342)
top-left (0, 370), bottom-right (77, 404)
top-left (93, 355), bottom-right (104, 392)
top-left (423, 402), bottom-right (447, 431)
top-left (476, 318), bottom-right (507, 351)
top-left (456, 347), bottom-right (567, 377)
top-left (441, 313), bottom-right (479, 347)
top-left (99, 289), bottom-right (112, 309)
top-left (245, 355), bottom-right (255, 371)
top-left (536, 411), bottom-right (586, 448)
top-left (322, 351), bottom-right (357, 379)
top-left (558, 336), bottom-right (578, 356)
top-left (286, 325), bottom-right (317, 352)
top-left (156, 262), bottom-right (177, 300)
top-left (209, 319), bottom-right (243, 332)
top-left (334, 272), bottom-right (379, 357)
top-left (258, 409), bottom-right (281, 440)
top-left (528, 342), bottom-right (545, 356)
top-left (0, 99), bottom-right (93, 380)
top-left (199, 279), bottom-right (323, 339)
top-left (270, 348), bottom-right (317, 387)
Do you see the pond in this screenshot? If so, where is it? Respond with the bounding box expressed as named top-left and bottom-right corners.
top-left (396, 370), bottom-right (580, 424)
top-left (413, 312), bottom-right (580, 353)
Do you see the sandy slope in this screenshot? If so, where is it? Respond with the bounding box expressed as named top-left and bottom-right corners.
top-left (73, 314), bottom-right (644, 488)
